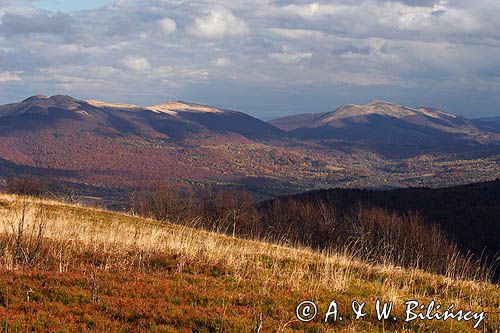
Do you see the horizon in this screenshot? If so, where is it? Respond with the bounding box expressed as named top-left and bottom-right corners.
top-left (5, 93), bottom-right (490, 121)
top-left (1, 0), bottom-right (500, 118)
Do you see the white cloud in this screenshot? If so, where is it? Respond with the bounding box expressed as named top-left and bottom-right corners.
top-left (212, 57), bottom-right (231, 67)
top-left (276, 2), bottom-right (351, 20)
top-left (121, 56), bottom-right (151, 71)
top-left (1, 0), bottom-right (500, 116)
top-left (269, 51), bottom-right (312, 64)
top-left (57, 43), bottom-right (105, 56)
top-left (188, 7), bottom-right (248, 39)
top-left (269, 28), bottom-right (326, 40)
top-left (0, 71), bottom-right (22, 82)
top-left (158, 17), bottom-right (177, 35)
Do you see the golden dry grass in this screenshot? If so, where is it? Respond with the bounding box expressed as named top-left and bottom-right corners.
top-left (0, 193), bottom-right (498, 332)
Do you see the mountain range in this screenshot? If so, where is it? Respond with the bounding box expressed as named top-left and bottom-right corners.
top-left (270, 100), bottom-right (500, 156)
top-left (0, 95), bottom-right (304, 199)
top-left (0, 95), bottom-right (283, 140)
top-left (0, 95), bottom-right (498, 199)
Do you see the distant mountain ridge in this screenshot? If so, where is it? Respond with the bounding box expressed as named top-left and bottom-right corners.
top-left (271, 100), bottom-right (492, 134)
top-left (0, 95), bottom-right (295, 195)
top-left (147, 101), bottom-right (285, 139)
top-left (0, 95), bottom-right (284, 140)
top-left (0, 95), bottom-right (498, 196)
top-left (475, 116), bottom-right (500, 131)
top-left (478, 116), bottom-right (500, 124)
top-left (270, 100), bottom-right (500, 156)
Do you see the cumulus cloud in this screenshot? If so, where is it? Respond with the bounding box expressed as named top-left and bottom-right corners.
top-left (0, 0), bottom-right (500, 117)
top-left (188, 6), bottom-right (249, 39)
top-left (121, 56), bottom-right (151, 71)
top-left (158, 17), bottom-right (177, 35)
top-left (212, 57), bottom-right (231, 67)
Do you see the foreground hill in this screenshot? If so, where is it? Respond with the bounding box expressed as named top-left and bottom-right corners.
top-left (262, 180), bottom-right (500, 280)
top-left (0, 194), bottom-right (498, 331)
top-left (271, 101), bottom-right (500, 156)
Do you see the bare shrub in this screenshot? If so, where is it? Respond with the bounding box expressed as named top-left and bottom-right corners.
top-left (259, 197), bottom-right (338, 248)
top-left (59, 185), bottom-right (77, 203)
top-left (259, 198), bottom-right (492, 280)
top-left (132, 185), bottom-right (260, 237)
top-left (6, 177), bottom-right (50, 197)
top-left (193, 187), bottom-right (260, 237)
top-left (131, 185), bottom-right (192, 223)
top-left (342, 206), bottom-right (488, 279)
top-left (91, 270), bottom-right (99, 303)
top-left (3, 200), bottom-right (47, 267)
top-left (130, 187), bottom-right (493, 281)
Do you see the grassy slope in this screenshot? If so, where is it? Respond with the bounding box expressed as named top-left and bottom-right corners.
top-left (0, 194), bottom-right (498, 332)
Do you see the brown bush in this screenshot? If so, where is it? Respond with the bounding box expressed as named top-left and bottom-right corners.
top-left (6, 177), bottom-right (50, 197)
top-left (131, 185), bottom-right (193, 223)
top-left (258, 198), bottom-right (338, 247)
top-left (131, 186), bottom-right (260, 237)
top-left (258, 198), bottom-right (491, 280)
top-left (193, 187), bottom-right (260, 237)
top-left (2, 200), bottom-right (47, 267)
top-left (342, 206), bottom-right (482, 278)
top-left (131, 187), bottom-right (492, 280)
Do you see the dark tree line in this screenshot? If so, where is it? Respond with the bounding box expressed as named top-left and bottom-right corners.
top-left (4, 176), bottom-right (496, 281)
top-left (3, 176), bottom-right (77, 203)
top-left (131, 183), bottom-right (497, 281)
top-left (131, 185), bottom-right (260, 237)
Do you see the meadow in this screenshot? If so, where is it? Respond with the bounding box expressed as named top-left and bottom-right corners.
top-left (0, 194), bottom-right (498, 332)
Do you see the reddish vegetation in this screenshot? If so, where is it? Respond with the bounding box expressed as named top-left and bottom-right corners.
top-left (0, 95), bottom-right (498, 196)
top-left (0, 269), bottom-right (281, 332)
top-left (0, 196), bottom-right (498, 332)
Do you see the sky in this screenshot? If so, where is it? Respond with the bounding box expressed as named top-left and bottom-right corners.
top-left (32, 1), bottom-right (110, 12)
top-left (1, 0), bottom-right (500, 119)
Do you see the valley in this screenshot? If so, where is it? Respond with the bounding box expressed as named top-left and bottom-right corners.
top-left (0, 96), bottom-right (498, 201)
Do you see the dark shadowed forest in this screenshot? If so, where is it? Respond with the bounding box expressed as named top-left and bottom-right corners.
top-left (129, 180), bottom-right (500, 281)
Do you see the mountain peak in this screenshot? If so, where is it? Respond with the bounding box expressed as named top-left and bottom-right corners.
top-left (366, 100), bottom-right (396, 106)
top-left (8, 95), bottom-right (83, 115)
top-left (22, 95), bottom-right (49, 103)
top-left (327, 101), bottom-right (415, 121)
top-left (148, 101), bottom-right (226, 115)
top-left (86, 99), bottom-right (141, 109)
top-left (49, 95), bottom-right (78, 103)
top-left (22, 95), bottom-right (77, 104)
top-left (324, 100), bottom-right (461, 122)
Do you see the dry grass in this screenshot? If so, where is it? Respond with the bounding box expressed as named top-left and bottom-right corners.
top-left (0, 193), bottom-right (498, 332)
